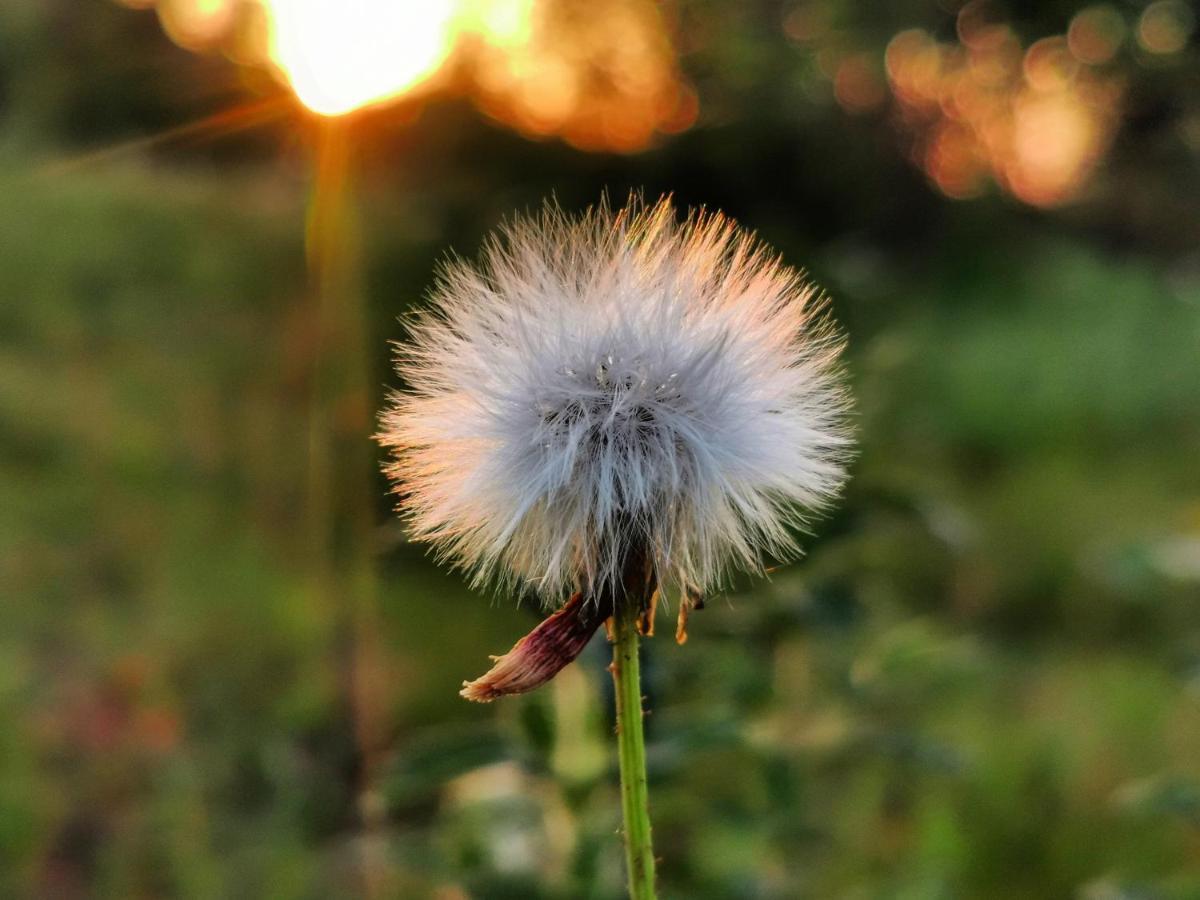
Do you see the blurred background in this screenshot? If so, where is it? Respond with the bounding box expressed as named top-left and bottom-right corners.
top-left (3, 0), bottom-right (1200, 896)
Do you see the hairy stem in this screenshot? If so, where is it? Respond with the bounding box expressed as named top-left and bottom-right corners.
top-left (611, 595), bottom-right (657, 900)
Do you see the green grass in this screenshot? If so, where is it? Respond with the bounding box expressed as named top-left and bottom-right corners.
top-left (3, 159), bottom-right (1200, 897)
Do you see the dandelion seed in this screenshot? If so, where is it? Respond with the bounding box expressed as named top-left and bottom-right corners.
top-left (379, 194), bottom-right (853, 898)
top-left (379, 195), bottom-right (852, 697)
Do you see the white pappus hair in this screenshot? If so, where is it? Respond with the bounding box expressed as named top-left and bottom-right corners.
top-left (379, 197), bottom-right (853, 607)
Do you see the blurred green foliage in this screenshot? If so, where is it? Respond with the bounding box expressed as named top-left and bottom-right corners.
top-left (2, 0), bottom-right (1199, 897)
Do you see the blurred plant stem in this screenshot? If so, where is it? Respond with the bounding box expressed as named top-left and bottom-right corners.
top-left (611, 596), bottom-right (657, 900)
top-left (306, 117), bottom-right (390, 897)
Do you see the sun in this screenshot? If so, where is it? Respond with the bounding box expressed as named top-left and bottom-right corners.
top-left (263, 0), bottom-right (460, 116)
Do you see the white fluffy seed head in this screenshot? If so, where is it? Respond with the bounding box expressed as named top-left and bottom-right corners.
top-left (379, 197), bottom-right (853, 607)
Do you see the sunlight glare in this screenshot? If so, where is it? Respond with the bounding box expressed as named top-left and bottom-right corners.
top-left (264, 0), bottom-right (459, 116)
top-left (115, 0), bottom-right (695, 148)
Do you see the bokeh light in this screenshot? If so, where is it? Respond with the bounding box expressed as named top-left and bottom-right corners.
top-left (463, 0), bottom-right (693, 151)
top-left (834, 53), bottom-right (886, 115)
top-left (114, 0), bottom-right (693, 150)
top-left (1136, 0), bottom-right (1196, 56)
top-left (157, 0), bottom-right (237, 50)
top-left (1067, 5), bottom-right (1126, 66)
top-left (885, 4), bottom-right (1125, 207)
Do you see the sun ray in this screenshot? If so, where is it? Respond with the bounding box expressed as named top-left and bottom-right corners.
top-left (37, 96), bottom-right (290, 176)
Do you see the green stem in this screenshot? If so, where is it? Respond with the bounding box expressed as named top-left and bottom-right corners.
top-left (611, 598), bottom-right (657, 900)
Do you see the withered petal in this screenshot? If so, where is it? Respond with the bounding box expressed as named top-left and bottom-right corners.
top-left (675, 585), bottom-right (704, 645)
top-left (460, 592), bottom-right (607, 702)
top-left (637, 587), bottom-right (659, 637)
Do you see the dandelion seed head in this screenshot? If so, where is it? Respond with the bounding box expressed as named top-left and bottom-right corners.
top-left (379, 197), bottom-right (853, 606)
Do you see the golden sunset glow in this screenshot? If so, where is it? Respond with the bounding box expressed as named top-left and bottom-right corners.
top-left (264, 0), bottom-right (459, 116)
top-left (462, 0), bottom-right (694, 151)
top-left (885, 3), bottom-right (1125, 207)
top-left (118, 0), bottom-right (693, 149)
top-left (158, 0), bottom-right (236, 50)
